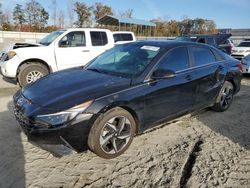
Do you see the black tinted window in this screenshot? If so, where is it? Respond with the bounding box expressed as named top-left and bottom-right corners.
top-left (207, 38), bottom-right (215, 45)
top-left (90, 31), bottom-right (108, 46)
top-left (191, 47), bottom-right (216, 66)
top-left (197, 38), bottom-right (205, 43)
top-left (113, 33), bottom-right (133, 42)
top-left (157, 47), bottom-right (189, 72)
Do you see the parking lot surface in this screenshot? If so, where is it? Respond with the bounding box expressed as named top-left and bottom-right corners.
top-left (0, 75), bottom-right (249, 187)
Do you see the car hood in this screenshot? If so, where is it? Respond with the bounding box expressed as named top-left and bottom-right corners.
top-left (2, 42), bottom-right (42, 53)
top-left (22, 68), bottom-right (131, 110)
top-left (243, 54), bottom-right (250, 61)
top-left (12, 42), bottom-right (42, 50)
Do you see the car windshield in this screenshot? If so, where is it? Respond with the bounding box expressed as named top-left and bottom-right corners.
top-left (238, 42), bottom-right (250, 47)
top-left (39, 30), bottom-right (65, 46)
top-left (86, 44), bottom-right (161, 77)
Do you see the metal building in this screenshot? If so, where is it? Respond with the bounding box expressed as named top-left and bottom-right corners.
top-left (96, 15), bottom-right (156, 36)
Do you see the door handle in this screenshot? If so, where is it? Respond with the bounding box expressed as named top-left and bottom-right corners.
top-left (185, 75), bottom-right (193, 81)
top-left (82, 50), bottom-right (90, 52)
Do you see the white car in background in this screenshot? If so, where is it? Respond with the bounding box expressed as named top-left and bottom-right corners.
top-left (241, 54), bottom-right (250, 74)
top-left (231, 41), bottom-right (250, 60)
top-left (0, 28), bottom-right (136, 87)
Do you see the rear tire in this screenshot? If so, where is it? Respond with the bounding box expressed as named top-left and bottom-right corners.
top-left (88, 107), bottom-right (136, 159)
top-left (18, 63), bottom-right (49, 87)
top-left (212, 81), bottom-right (234, 112)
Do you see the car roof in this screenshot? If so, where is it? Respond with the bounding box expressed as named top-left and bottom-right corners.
top-left (64, 28), bottom-right (111, 32)
top-left (125, 40), bottom-right (213, 48)
top-left (113, 31), bottom-right (134, 34)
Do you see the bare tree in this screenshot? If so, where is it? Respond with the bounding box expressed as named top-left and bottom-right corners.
top-left (0, 3), bottom-right (4, 28)
top-left (58, 10), bottom-right (65, 28)
top-left (26, 0), bottom-right (49, 31)
top-left (0, 11), bottom-right (12, 31)
top-left (67, 0), bottom-right (74, 27)
top-left (119, 9), bottom-right (134, 18)
top-left (51, 0), bottom-right (57, 26)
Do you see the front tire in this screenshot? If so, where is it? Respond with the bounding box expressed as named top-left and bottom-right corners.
top-left (18, 63), bottom-right (49, 87)
top-left (88, 107), bottom-right (136, 159)
top-left (212, 81), bottom-right (234, 112)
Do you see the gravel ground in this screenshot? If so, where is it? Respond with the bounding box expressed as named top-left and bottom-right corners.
top-left (0, 71), bottom-right (18, 89)
top-left (0, 76), bottom-right (249, 188)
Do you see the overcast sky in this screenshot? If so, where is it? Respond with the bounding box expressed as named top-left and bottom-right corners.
top-left (1, 0), bottom-right (250, 28)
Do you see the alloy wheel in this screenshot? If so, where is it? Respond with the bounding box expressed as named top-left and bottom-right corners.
top-left (26, 71), bottom-right (44, 83)
top-left (100, 116), bottom-right (132, 154)
top-left (220, 85), bottom-right (233, 109)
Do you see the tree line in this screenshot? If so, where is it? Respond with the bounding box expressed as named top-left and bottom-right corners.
top-left (0, 0), bottom-right (217, 36)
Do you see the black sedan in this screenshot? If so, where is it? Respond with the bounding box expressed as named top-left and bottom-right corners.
top-left (13, 41), bottom-right (242, 158)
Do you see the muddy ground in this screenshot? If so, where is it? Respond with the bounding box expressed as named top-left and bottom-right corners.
top-left (0, 77), bottom-right (249, 188)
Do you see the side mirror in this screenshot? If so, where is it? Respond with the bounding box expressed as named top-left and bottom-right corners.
top-left (151, 69), bottom-right (176, 79)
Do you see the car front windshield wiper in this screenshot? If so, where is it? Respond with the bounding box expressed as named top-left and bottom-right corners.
top-left (87, 67), bottom-right (131, 78)
top-left (87, 68), bottom-right (107, 74)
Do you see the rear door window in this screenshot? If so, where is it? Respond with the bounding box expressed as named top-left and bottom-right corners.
top-left (190, 47), bottom-right (216, 66)
top-left (156, 47), bottom-right (189, 72)
top-left (90, 31), bottom-right (108, 46)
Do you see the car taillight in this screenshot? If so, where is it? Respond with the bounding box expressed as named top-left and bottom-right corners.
top-left (237, 64), bottom-right (243, 73)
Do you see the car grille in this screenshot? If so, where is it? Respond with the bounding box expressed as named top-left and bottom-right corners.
top-left (14, 107), bottom-right (33, 133)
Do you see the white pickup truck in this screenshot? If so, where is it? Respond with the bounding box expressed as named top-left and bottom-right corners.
top-left (0, 28), bottom-right (136, 86)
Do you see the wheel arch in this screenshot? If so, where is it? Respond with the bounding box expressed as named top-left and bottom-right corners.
top-left (16, 58), bottom-right (52, 77)
top-left (225, 76), bottom-right (236, 93)
top-left (96, 102), bottom-right (141, 134)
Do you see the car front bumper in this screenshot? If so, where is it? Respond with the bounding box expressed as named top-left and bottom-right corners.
top-left (242, 63), bottom-right (250, 73)
top-left (0, 56), bottom-right (20, 78)
top-left (26, 115), bottom-right (94, 153)
top-left (14, 99), bottom-right (96, 153)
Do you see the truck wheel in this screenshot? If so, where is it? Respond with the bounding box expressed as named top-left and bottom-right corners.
top-left (212, 81), bottom-right (234, 112)
top-left (18, 63), bottom-right (49, 87)
top-left (88, 107), bottom-right (136, 159)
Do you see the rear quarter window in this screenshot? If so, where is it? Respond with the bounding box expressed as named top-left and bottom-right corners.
top-left (113, 33), bottom-right (133, 42)
top-left (190, 47), bottom-right (216, 66)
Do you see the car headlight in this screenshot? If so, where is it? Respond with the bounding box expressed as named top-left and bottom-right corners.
top-left (35, 100), bottom-right (93, 127)
top-left (246, 50), bottom-right (250, 52)
top-left (7, 51), bottom-right (16, 60)
top-left (241, 59), bottom-right (247, 65)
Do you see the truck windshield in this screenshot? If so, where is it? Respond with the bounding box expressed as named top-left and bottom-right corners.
top-left (86, 44), bottom-right (161, 78)
top-left (39, 30), bottom-right (65, 46)
top-left (175, 36), bottom-right (197, 42)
